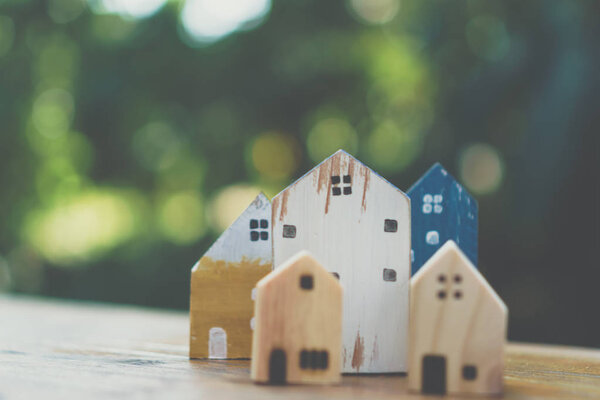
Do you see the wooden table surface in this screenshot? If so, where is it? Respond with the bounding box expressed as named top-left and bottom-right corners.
top-left (1, 295), bottom-right (599, 399)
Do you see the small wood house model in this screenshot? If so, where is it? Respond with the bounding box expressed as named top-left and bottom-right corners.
top-left (189, 193), bottom-right (272, 359)
top-left (407, 163), bottom-right (478, 275)
top-left (251, 251), bottom-right (343, 385)
top-left (271, 150), bottom-right (410, 373)
top-left (409, 240), bottom-right (507, 396)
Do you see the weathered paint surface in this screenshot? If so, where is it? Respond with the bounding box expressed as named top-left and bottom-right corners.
top-left (272, 150), bottom-right (410, 373)
top-left (407, 163), bottom-right (478, 276)
top-left (189, 193), bottom-right (272, 359)
top-left (190, 256), bottom-right (271, 359)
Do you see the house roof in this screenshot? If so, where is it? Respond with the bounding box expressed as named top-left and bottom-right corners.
top-left (272, 149), bottom-right (408, 201)
top-left (407, 163), bottom-right (476, 207)
top-left (412, 240), bottom-right (506, 313)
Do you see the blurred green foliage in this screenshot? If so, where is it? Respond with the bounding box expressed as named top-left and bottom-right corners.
top-left (0, 0), bottom-right (597, 347)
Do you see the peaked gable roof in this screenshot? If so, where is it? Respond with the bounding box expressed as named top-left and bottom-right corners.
top-left (257, 251), bottom-right (342, 293)
top-left (412, 240), bottom-right (506, 313)
top-left (192, 192), bottom-right (271, 271)
top-left (407, 163), bottom-right (476, 206)
top-left (273, 149), bottom-right (408, 202)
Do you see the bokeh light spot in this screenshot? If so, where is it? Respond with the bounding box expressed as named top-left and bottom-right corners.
top-left (366, 120), bottom-right (423, 172)
top-left (89, 0), bottom-right (166, 19)
top-left (159, 191), bottom-right (206, 245)
top-left (307, 118), bottom-right (358, 163)
top-left (132, 121), bottom-right (182, 171)
top-left (179, 0), bottom-right (271, 45)
top-left (209, 184), bottom-right (264, 232)
top-left (251, 132), bottom-right (299, 181)
top-left (466, 15), bottom-right (510, 62)
top-left (24, 190), bottom-right (143, 266)
top-left (459, 143), bottom-right (504, 195)
top-left (32, 89), bottom-right (75, 139)
top-left (48, 0), bottom-right (86, 24)
top-left (0, 16), bottom-right (15, 57)
top-left (348, 0), bottom-right (400, 25)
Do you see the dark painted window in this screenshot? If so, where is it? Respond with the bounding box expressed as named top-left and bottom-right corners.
top-left (332, 272), bottom-right (340, 279)
top-left (383, 268), bottom-right (397, 282)
top-left (250, 218), bottom-right (269, 241)
top-left (331, 175), bottom-right (352, 196)
top-left (462, 365), bottom-right (477, 380)
top-left (300, 274), bottom-right (313, 290)
top-left (299, 349), bottom-right (329, 370)
top-left (283, 224), bottom-right (296, 238)
top-left (384, 219), bottom-right (398, 232)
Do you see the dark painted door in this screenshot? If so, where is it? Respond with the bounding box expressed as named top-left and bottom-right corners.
top-left (269, 349), bottom-right (287, 384)
top-left (422, 355), bottom-right (446, 395)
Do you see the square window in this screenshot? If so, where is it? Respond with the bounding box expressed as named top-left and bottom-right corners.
top-left (250, 219), bottom-right (258, 229)
top-left (331, 175), bottom-right (341, 184)
top-left (320, 351), bottom-right (329, 369)
top-left (310, 350), bottom-right (319, 369)
top-left (343, 175), bottom-right (351, 183)
top-left (260, 231), bottom-right (268, 241)
top-left (462, 365), bottom-right (477, 380)
top-left (384, 219), bottom-right (398, 232)
top-left (300, 274), bottom-right (313, 290)
top-left (343, 186), bottom-right (352, 195)
top-left (332, 187), bottom-right (342, 196)
top-left (283, 224), bottom-right (296, 238)
top-left (383, 268), bottom-right (396, 282)
top-left (250, 231), bottom-right (259, 241)
top-left (260, 219), bottom-right (268, 229)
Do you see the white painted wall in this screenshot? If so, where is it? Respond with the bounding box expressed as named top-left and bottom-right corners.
top-left (272, 150), bottom-right (410, 373)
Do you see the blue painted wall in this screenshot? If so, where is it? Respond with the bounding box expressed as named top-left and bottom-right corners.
top-left (407, 163), bottom-right (478, 275)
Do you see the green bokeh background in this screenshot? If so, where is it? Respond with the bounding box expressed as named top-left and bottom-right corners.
top-left (0, 0), bottom-right (597, 347)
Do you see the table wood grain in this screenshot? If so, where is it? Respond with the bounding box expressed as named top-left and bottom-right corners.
top-left (1, 295), bottom-right (598, 399)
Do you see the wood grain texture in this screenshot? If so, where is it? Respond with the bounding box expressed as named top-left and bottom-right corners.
top-left (190, 193), bottom-right (272, 359)
top-left (408, 241), bottom-right (507, 395)
top-left (251, 251), bottom-right (343, 384)
top-left (0, 295), bottom-right (599, 399)
top-left (407, 163), bottom-right (478, 275)
top-left (272, 150), bottom-right (410, 373)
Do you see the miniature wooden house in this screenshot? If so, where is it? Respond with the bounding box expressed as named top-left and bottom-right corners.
top-left (251, 251), bottom-right (343, 385)
top-left (189, 193), bottom-right (272, 359)
top-left (407, 163), bottom-right (478, 275)
top-left (271, 150), bottom-right (410, 373)
top-left (408, 240), bottom-right (507, 396)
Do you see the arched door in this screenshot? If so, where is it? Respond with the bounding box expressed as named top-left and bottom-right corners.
top-left (208, 327), bottom-right (227, 359)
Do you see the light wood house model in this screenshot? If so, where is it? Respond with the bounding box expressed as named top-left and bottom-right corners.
top-left (271, 150), bottom-right (411, 373)
top-left (251, 251), bottom-right (343, 385)
top-left (189, 193), bottom-right (272, 359)
top-left (409, 240), bottom-right (507, 396)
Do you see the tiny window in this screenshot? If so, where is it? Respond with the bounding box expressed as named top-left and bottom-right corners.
top-left (454, 274), bottom-right (462, 283)
top-left (250, 231), bottom-right (259, 241)
top-left (332, 187), bottom-right (342, 196)
top-left (438, 274), bottom-right (446, 283)
top-left (260, 231), bottom-right (269, 241)
top-left (437, 290), bottom-right (446, 299)
top-left (384, 219), bottom-right (398, 232)
top-left (454, 290), bottom-right (462, 299)
top-left (300, 350), bottom-right (309, 369)
top-left (343, 186), bottom-right (352, 195)
top-left (310, 350), bottom-right (319, 369)
top-left (283, 224), bottom-right (296, 238)
top-left (260, 219), bottom-right (268, 229)
top-left (383, 268), bottom-right (397, 282)
top-left (250, 219), bottom-right (258, 229)
top-left (331, 175), bottom-right (341, 184)
top-left (332, 272), bottom-right (340, 280)
top-left (300, 275), bottom-right (313, 290)
top-left (320, 351), bottom-right (329, 369)
top-left (343, 175), bottom-right (351, 183)
top-left (462, 365), bottom-right (477, 380)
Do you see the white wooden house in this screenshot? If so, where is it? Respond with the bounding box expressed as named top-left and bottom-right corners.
top-left (189, 193), bottom-right (272, 359)
top-left (271, 150), bottom-right (411, 373)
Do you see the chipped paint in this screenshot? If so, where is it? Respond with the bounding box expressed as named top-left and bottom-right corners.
top-left (370, 334), bottom-right (379, 366)
top-left (190, 256), bottom-right (271, 359)
top-left (277, 190), bottom-right (289, 222)
top-left (351, 331), bottom-right (365, 372)
top-left (342, 347), bottom-right (347, 367)
top-left (359, 166), bottom-right (371, 213)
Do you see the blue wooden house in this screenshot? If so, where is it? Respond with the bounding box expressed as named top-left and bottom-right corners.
top-left (407, 163), bottom-right (478, 275)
